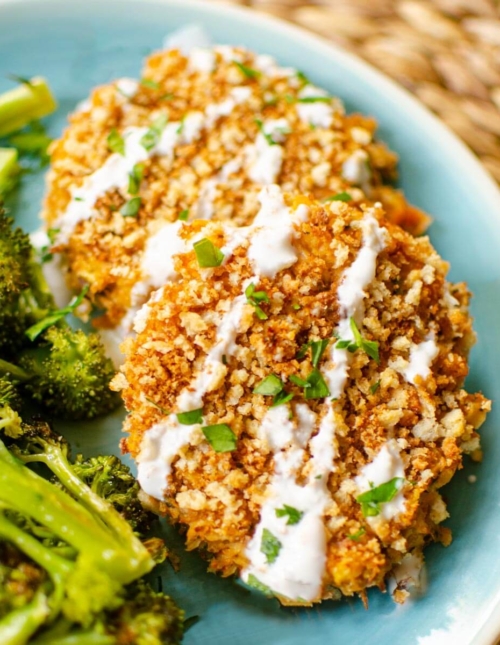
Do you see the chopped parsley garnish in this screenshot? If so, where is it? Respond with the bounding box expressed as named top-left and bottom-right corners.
top-left (356, 478), bottom-right (404, 518)
top-left (246, 574), bottom-right (273, 597)
top-left (140, 78), bottom-right (160, 90)
top-left (254, 118), bottom-right (290, 146)
top-left (202, 424), bottom-right (237, 453)
top-left (178, 209), bottom-right (189, 221)
top-left (245, 282), bottom-right (270, 320)
top-left (40, 227), bottom-right (60, 263)
top-left (296, 70), bottom-right (310, 86)
top-left (323, 191), bottom-right (353, 203)
top-left (176, 116), bottom-right (185, 135)
top-left (347, 527), bottom-right (366, 541)
top-left (335, 318), bottom-right (380, 363)
top-left (271, 390), bottom-right (294, 407)
top-left (288, 374), bottom-right (309, 388)
top-left (369, 380), bottom-right (381, 395)
top-left (254, 374), bottom-right (293, 407)
top-left (26, 285), bottom-right (89, 341)
top-left (297, 95), bottom-right (332, 103)
top-left (160, 92), bottom-right (175, 101)
top-left (193, 238), bottom-right (224, 268)
top-left (260, 529), bottom-right (282, 564)
top-left (128, 163), bottom-right (144, 195)
top-left (275, 505), bottom-right (303, 525)
top-left (74, 197), bottom-right (83, 201)
top-left (233, 61), bottom-right (261, 79)
top-left (176, 408), bottom-right (203, 425)
top-left (145, 397), bottom-right (170, 416)
top-left (140, 113), bottom-right (167, 151)
top-left (310, 339), bottom-right (329, 367)
top-left (120, 196), bottom-right (142, 218)
top-left (107, 128), bottom-right (125, 156)
top-left (292, 303), bottom-right (301, 311)
top-left (304, 368), bottom-right (330, 400)
top-left (253, 374), bottom-right (283, 396)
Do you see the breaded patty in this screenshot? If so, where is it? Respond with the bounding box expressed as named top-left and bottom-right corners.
top-left (43, 45), bottom-right (429, 335)
top-left (113, 187), bottom-right (489, 605)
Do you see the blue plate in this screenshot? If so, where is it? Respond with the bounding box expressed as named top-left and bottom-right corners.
top-left (1, 1), bottom-right (500, 644)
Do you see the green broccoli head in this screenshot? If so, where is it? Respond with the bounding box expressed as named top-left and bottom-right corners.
top-left (0, 209), bottom-right (54, 356)
top-left (0, 542), bottom-right (46, 620)
top-left (18, 326), bottom-right (119, 420)
top-left (106, 580), bottom-right (184, 645)
top-left (70, 454), bottom-right (158, 537)
top-left (0, 375), bottom-right (23, 437)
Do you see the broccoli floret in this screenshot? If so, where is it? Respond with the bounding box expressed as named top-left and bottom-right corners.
top-left (18, 327), bottom-right (119, 420)
top-left (0, 208), bottom-right (119, 420)
top-left (0, 419), bottom-right (184, 644)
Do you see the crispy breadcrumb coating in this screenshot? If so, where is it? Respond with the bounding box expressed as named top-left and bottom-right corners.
top-left (42, 46), bottom-right (429, 329)
top-left (113, 194), bottom-right (489, 604)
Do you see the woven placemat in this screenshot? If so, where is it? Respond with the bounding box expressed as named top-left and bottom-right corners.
top-left (219, 0), bottom-right (500, 185)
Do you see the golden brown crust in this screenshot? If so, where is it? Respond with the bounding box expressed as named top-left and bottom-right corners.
top-left (113, 196), bottom-right (489, 601)
top-left (43, 47), bottom-right (430, 327)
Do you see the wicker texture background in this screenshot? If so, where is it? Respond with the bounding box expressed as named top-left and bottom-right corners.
top-left (217, 0), bottom-right (500, 184)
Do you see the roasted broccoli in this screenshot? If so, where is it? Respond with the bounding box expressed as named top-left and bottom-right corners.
top-left (0, 208), bottom-right (119, 419)
top-left (0, 408), bottom-right (184, 645)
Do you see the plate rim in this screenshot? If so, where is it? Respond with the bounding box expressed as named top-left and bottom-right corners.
top-left (1, 1), bottom-right (500, 643)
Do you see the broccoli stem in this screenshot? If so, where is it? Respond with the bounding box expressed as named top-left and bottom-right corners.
top-left (0, 590), bottom-right (49, 645)
top-left (0, 77), bottom-right (57, 137)
top-left (0, 358), bottom-right (31, 382)
top-left (20, 441), bottom-right (154, 577)
top-left (0, 148), bottom-right (19, 195)
top-left (0, 444), bottom-right (132, 581)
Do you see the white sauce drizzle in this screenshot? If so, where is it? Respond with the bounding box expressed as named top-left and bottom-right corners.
top-left (115, 78), bottom-right (139, 100)
top-left (248, 118), bottom-right (290, 185)
top-left (403, 336), bottom-right (439, 385)
top-left (56, 87), bottom-right (251, 245)
top-left (296, 85), bottom-right (334, 129)
top-left (323, 210), bottom-right (387, 399)
top-left (137, 185), bottom-right (308, 499)
top-left (341, 149), bottom-right (372, 189)
top-left (188, 48), bottom-right (216, 73)
top-left (355, 439), bottom-right (406, 521)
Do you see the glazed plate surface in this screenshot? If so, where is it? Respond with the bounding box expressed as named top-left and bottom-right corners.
top-left (1, 1), bottom-right (500, 644)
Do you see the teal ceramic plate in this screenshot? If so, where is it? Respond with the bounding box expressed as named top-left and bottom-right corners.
top-left (1, 1), bottom-right (500, 643)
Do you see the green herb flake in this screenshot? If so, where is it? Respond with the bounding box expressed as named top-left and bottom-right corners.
top-left (176, 116), bottom-right (185, 135)
top-left (246, 574), bottom-right (273, 597)
top-left (145, 397), bottom-right (170, 416)
top-left (140, 78), bottom-right (160, 90)
top-left (298, 95), bottom-right (332, 103)
top-left (40, 227), bottom-right (60, 263)
top-left (304, 368), bottom-right (330, 400)
top-left (245, 282), bottom-right (270, 320)
top-left (323, 191), bottom-right (353, 203)
top-left (369, 380), bottom-right (381, 395)
top-left (141, 113), bottom-right (168, 151)
top-left (233, 61), bottom-right (261, 79)
top-left (193, 238), bottom-right (224, 268)
top-left (275, 505), bottom-right (303, 526)
top-left (25, 285), bottom-right (90, 341)
top-left (310, 339), bottom-right (329, 368)
top-left (335, 317), bottom-right (380, 363)
top-left (222, 354), bottom-right (227, 365)
top-left (260, 528), bottom-right (282, 564)
top-left (292, 303), bottom-right (301, 311)
top-left (253, 374), bottom-right (283, 396)
top-left (296, 70), bottom-right (310, 86)
top-left (128, 163), bottom-right (144, 195)
top-left (107, 128), bottom-right (125, 156)
top-left (202, 424), bottom-right (237, 453)
top-left (176, 408), bottom-right (203, 426)
top-left (356, 477), bottom-right (404, 518)
top-left (296, 341), bottom-right (311, 360)
top-left (271, 390), bottom-right (294, 407)
top-left (160, 92), bottom-right (175, 101)
top-left (178, 209), bottom-right (189, 221)
top-left (74, 196), bottom-right (83, 202)
top-left (347, 527), bottom-right (366, 542)
top-left (288, 374), bottom-right (309, 388)
top-left (254, 118), bottom-right (277, 146)
top-left (120, 196), bottom-right (142, 218)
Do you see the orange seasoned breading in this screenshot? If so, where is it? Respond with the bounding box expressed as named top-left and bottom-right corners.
top-left (42, 46), bottom-right (430, 328)
top-left (113, 195), bottom-right (489, 604)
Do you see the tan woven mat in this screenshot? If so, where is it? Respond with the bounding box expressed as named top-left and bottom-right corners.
top-left (219, 0), bottom-right (500, 185)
